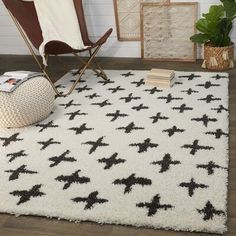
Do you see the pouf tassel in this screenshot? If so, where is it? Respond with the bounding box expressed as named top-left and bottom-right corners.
top-left (222, 50), bottom-right (229, 60)
top-left (201, 60), bottom-right (206, 68)
top-left (210, 57), bottom-right (218, 67)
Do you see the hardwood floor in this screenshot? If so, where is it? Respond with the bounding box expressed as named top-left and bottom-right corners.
top-left (0, 56), bottom-right (235, 236)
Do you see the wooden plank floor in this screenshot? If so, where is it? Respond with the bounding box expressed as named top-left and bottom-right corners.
top-left (0, 56), bottom-right (235, 236)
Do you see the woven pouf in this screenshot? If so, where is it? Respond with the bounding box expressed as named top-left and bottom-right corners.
top-left (0, 76), bottom-right (55, 128)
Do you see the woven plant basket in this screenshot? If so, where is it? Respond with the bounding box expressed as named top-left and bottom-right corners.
top-left (202, 43), bottom-right (234, 71)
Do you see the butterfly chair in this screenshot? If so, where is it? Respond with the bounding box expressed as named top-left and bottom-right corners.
top-left (2, 0), bottom-right (113, 96)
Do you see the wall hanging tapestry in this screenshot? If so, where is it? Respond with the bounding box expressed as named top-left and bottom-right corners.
top-left (0, 70), bottom-right (229, 234)
top-left (141, 2), bottom-right (197, 61)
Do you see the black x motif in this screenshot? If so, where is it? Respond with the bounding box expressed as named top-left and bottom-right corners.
top-left (5, 165), bottom-right (37, 181)
top-left (0, 133), bottom-right (23, 147)
top-left (179, 74), bottom-right (201, 80)
top-left (106, 110), bottom-right (128, 122)
top-left (211, 74), bottom-right (228, 80)
top-left (70, 78), bottom-right (86, 83)
top-left (179, 178), bottom-right (208, 197)
top-left (196, 81), bottom-right (220, 89)
top-left (113, 173), bottom-right (152, 194)
top-left (198, 94), bottom-right (221, 103)
top-left (6, 150), bottom-right (27, 162)
top-left (150, 112), bottom-right (169, 124)
top-left (136, 194), bottom-right (173, 217)
top-left (76, 85), bottom-right (92, 93)
top-left (85, 93), bottom-right (101, 99)
top-left (130, 138), bottom-right (158, 153)
top-left (59, 100), bottom-right (81, 109)
top-left (38, 138), bottom-right (61, 150)
top-left (182, 140), bottom-right (214, 155)
top-left (120, 93), bottom-right (141, 103)
top-left (191, 114), bottom-right (217, 127)
top-left (98, 153), bottom-right (126, 169)
top-left (117, 122), bottom-right (144, 134)
top-left (157, 93), bottom-right (183, 103)
top-left (108, 86), bottom-right (125, 93)
top-left (72, 191), bottom-right (108, 210)
top-left (181, 88), bottom-right (199, 95)
top-left (211, 105), bottom-right (228, 113)
top-left (205, 129), bottom-right (228, 139)
top-left (69, 123), bottom-right (93, 135)
top-left (98, 80), bottom-right (114, 86)
top-left (65, 110), bottom-right (88, 120)
top-left (144, 87), bottom-right (162, 94)
top-left (36, 121), bottom-right (59, 133)
top-left (49, 150), bottom-right (76, 167)
top-left (131, 78), bottom-right (145, 87)
top-left (197, 161), bottom-right (227, 175)
top-left (163, 126), bottom-right (185, 137)
top-left (172, 104), bottom-right (193, 113)
top-left (10, 184), bottom-right (45, 205)
top-left (91, 99), bottom-right (112, 107)
top-left (83, 136), bottom-right (109, 154)
top-left (55, 84), bottom-right (66, 89)
top-left (132, 104), bottom-right (149, 111)
top-left (55, 170), bottom-right (90, 190)
top-left (198, 201), bottom-right (225, 221)
top-left (121, 72), bottom-right (134, 77)
top-left (151, 154), bottom-right (181, 173)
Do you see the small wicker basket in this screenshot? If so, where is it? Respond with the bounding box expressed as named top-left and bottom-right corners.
top-left (202, 43), bottom-right (234, 71)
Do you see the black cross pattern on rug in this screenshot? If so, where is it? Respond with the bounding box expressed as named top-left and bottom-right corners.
top-left (113, 173), bottom-right (152, 194)
top-left (191, 114), bottom-right (217, 127)
top-left (150, 112), bottom-right (169, 124)
top-left (83, 136), bottom-right (109, 154)
top-left (205, 129), bottom-right (229, 139)
top-left (121, 72), bottom-right (134, 77)
top-left (197, 201), bottom-right (225, 221)
top-left (10, 184), bottom-right (45, 205)
top-left (36, 121), bottom-right (59, 133)
top-left (91, 99), bottom-right (112, 107)
top-left (163, 126), bottom-right (185, 137)
top-left (211, 105), bottom-right (228, 113)
top-left (175, 82), bottom-right (183, 85)
top-left (6, 150), bottom-right (28, 163)
top-left (5, 165), bottom-right (38, 181)
top-left (0, 133), bottom-right (23, 147)
top-left (157, 93), bottom-right (183, 103)
top-left (211, 74), bottom-right (228, 80)
top-left (70, 78), bottom-right (86, 83)
top-left (55, 170), bottom-right (90, 190)
top-left (107, 86), bottom-right (125, 93)
top-left (120, 93), bottom-right (141, 103)
top-left (131, 78), bottom-right (145, 87)
top-left (181, 88), bottom-right (199, 95)
top-left (151, 154), bottom-right (181, 173)
top-left (72, 191), bottom-right (108, 210)
top-left (68, 123), bottom-right (94, 135)
top-left (98, 152), bottom-right (126, 169)
top-left (132, 104), bottom-right (149, 111)
top-left (196, 81), bottom-right (220, 89)
top-left (65, 110), bottom-right (88, 121)
top-left (182, 140), bottom-right (214, 155)
top-left (197, 161), bottom-right (227, 175)
top-left (179, 178), bottom-right (208, 197)
top-left (179, 74), bottom-right (201, 80)
top-left (38, 138), bottom-right (61, 150)
top-left (85, 93), bottom-right (101, 100)
top-left (106, 110), bottom-right (128, 122)
top-left (144, 87), bottom-right (163, 94)
top-left (49, 150), bottom-right (76, 167)
top-left (172, 104), bottom-right (193, 113)
top-left (129, 138), bottom-right (158, 153)
top-left (76, 85), bottom-right (92, 93)
top-left (55, 84), bottom-right (66, 89)
top-left (117, 122), bottom-right (144, 134)
top-left (98, 80), bottom-right (115, 86)
top-left (136, 194), bottom-right (173, 217)
top-left (198, 94), bottom-right (221, 103)
top-left (59, 100), bottom-right (81, 109)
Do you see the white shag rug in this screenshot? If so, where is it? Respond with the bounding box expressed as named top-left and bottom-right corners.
top-left (0, 70), bottom-right (229, 234)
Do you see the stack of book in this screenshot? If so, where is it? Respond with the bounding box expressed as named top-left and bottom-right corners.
top-left (145, 69), bottom-right (175, 88)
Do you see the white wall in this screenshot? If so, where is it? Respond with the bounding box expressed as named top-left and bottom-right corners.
top-left (0, 0), bottom-right (235, 57)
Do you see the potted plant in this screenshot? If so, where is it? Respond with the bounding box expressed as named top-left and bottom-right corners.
top-left (190, 0), bottom-right (236, 71)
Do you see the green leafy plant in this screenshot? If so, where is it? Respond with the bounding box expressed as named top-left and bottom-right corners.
top-left (190, 0), bottom-right (236, 47)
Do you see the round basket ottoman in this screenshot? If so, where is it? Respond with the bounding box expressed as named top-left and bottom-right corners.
top-left (0, 76), bottom-right (55, 128)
